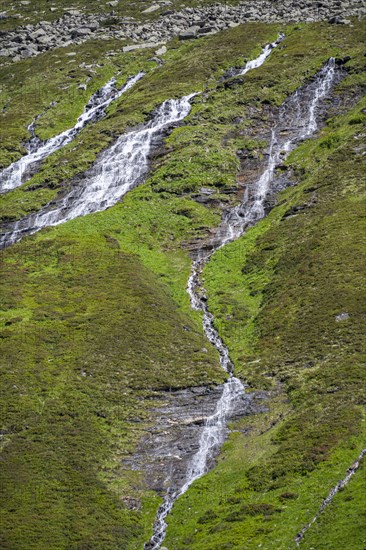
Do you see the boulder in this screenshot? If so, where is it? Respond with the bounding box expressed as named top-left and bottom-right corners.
top-left (155, 45), bottom-right (167, 55)
top-left (71, 28), bottom-right (92, 38)
top-left (20, 47), bottom-right (38, 58)
top-left (123, 42), bottom-right (162, 52)
top-left (142, 4), bottom-right (160, 14)
top-left (178, 26), bottom-right (199, 40)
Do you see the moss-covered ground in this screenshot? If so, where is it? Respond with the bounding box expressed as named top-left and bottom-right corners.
top-left (164, 28), bottom-right (366, 549)
top-left (0, 17), bottom-right (365, 550)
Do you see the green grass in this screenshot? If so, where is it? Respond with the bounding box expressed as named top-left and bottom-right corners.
top-left (1, 18), bottom-right (365, 550)
top-left (164, 41), bottom-right (366, 549)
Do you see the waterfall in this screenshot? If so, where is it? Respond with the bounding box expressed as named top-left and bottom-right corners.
top-left (218, 57), bottom-right (336, 245)
top-left (144, 36), bottom-right (286, 550)
top-left (1, 34), bottom-right (285, 249)
top-left (0, 94), bottom-right (195, 248)
top-left (238, 33), bottom-right (285, 76)
top-left (0, 72), bottom-right (144, 193)
top-left (145, 58), bottom-right (339, 549)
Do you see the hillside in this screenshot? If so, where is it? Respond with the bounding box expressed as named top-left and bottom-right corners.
top-left (0, 2), bottom-right (365, 549)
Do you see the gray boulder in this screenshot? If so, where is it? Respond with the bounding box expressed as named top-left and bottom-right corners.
top-left (178, 26), bottom-right (200, 40)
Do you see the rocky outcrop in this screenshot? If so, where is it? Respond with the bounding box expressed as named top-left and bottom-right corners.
top-left (122, 384), bottom-right (269, 494)
top-left (0, 0), bottom-right (364, 63)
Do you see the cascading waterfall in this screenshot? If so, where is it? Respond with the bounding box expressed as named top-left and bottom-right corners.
top-left (238, 33), bottom-right (284, 76)
top-left (218, 57), bottom-right (337, 245)
top-left (0, 72), bottom-right (144, 193)
top-left (0, 34), bottom-right (285, 250)
top-left (145, 58), bottom-right (339, 550)
top-left (0, 93), bottom-right (196, 248)
top-left (144, 36), bottom-right (286, 550)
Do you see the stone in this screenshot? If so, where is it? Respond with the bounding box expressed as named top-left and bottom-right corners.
top-left (64, 8), bottom-right (81, 16)
top-left (178, 26), bottom-right (199, 40)
top-left (198, 25), bottom-right (216, 34)
top-left (142, 4), bottom-right (160, 14)
top-left (20, 47), bottom-right (37, 58)
top-left (78, 83), bottom-right (87, 90)
top-left (123, 42), bottom-right (163, 52)
top-left (28, 28), bottom-right (46, 40)
top-left (37, 35), bottom-right (53, 46)
top-left (335, 312), bottom-right (350, 322)
top-left (71, 28), bottom-right (92, 38)
top-left (155, 45), bottom-right (167, 55)
top-left (108, 0), bottom-right (119, 6)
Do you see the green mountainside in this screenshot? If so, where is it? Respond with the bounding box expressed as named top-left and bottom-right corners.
top-left (0, 7), bottom-right (365, 550)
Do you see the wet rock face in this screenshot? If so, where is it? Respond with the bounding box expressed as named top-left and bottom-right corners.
top-left (123, 385), bottom-right (269, 494)
top-left (0, 0), bottom-right (363, 63)
top-left (189, 63), bottom-right (353, 257)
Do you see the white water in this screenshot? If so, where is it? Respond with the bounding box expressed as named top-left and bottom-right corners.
top-left (238, 33), bottom-right (285, 76)
top-left (219, 57), bottom-right (336, 246)
top-left (0, 72), bottom-right (144, 193)
top-left (144, 35), bottom-right (285, 550)
top-left (145, 57), bottom-right (338, 550)
top-left (1, 93), bottom-right (195, 248)
top-left (295, 448), bottom-right (366, 544)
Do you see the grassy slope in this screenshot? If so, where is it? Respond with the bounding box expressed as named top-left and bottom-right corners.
top-left (0, 22), bottom-right (282, 221)
top-left (0, 18), bottom-right (365, 550)
top-left (164, 31), bottom-right (366, 550)
top-left (0, 23), bottom-right (279, 549)
top-left (0, 231), bottom-right (225, 549)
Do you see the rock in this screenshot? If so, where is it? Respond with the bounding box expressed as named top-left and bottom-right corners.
top-left (108, 0), bottom-right (119, 6)
top-left (36, 36), bottom-right (53, 46)
top-left (155, 45), bottom-right (167, 55)
top-left (142, 4), bottom-right (161, 14)
top-left (123, 42), bottom-right (163, 52)
top-left (71, 28), bottom-right (92, 38)
top-left (335, 312), bottom-right (349, 322)
top-left (78, 83), bottom-right (87, 90)
top-left (198, 25), bottom-right (216, 34)
top-left (20, 47), bottom-right (37, 58)
top-left (28, 28), bottom-right (46, 40)
top-left (328, 15), bottom-right (351, 25)
top-left (179, 26), bottom-right (199, 40)
top-left (64, 9), bottom-right (81, 16)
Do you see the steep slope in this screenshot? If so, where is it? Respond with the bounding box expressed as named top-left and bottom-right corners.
top-left (164, 41), bottom-right (366, 550)
top-left (0, 12), bottom-right (365, 550)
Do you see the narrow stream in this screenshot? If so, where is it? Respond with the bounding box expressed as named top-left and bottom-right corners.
top-left (295, 447), bottom-right (366, 544)
top-left (145, 58), bottom-right (339, 549)
top-left (0, 72), bottom-right (144, 193)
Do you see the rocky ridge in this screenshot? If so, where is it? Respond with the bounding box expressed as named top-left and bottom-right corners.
top-left (0, 0), bottom-right (364, 62)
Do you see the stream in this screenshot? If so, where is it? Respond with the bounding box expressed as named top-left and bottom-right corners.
top-left (145, 57), bottom-right (339, 549)
top-left (0, 72), bottom-right (144, 193)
